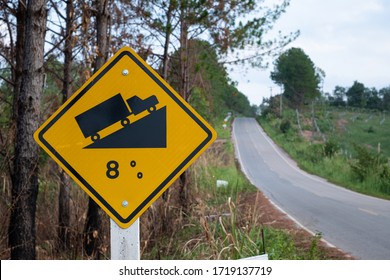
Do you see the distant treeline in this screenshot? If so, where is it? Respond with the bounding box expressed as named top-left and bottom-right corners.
top-left (327, 81), bottom-right (390, 111)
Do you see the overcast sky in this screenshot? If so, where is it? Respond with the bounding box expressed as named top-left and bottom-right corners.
top-left (229, 0), bottom-right (390, 105)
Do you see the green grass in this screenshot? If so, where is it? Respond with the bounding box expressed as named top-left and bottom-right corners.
top-left (331, 110), bottom-right (390, 157)
top-left (212, 115), bottom-right (232, 140)
top-left (194, 138), bottom-right (257, 206)
top-left (265, 228), bottom-right (324, 260)
top-left (259, 107), bottom-right (390, 200)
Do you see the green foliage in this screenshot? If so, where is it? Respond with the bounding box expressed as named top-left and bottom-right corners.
top-left (189, 86), bottom-right (210, 121)
top-left (366, 126), bottom-right (375, 133)
top-left (0, 69), bottom-right (13, 126)
top-left (169, 39), bottom-right (254, 124)
top-left (259, 106), bottom-right (390, 199)
top-left (328, 86), bottom-right (347, 107)
top-left (347, 144), bottom-right (390, 195)
top-left (329, 83), bottom-right (390, 111)
top-left (380, 86), bottom-right (390, 110)
top-left (265, 227), bottom-right (296, 259)
top-left (349, 144), bottom-right (386, 181)
top-left (346, 81), bottom-right (367, 108)
top-left (222, 85), bottom-right (255, 117)
top-left (296, 143), bottom-right (324, 164)
top-left (379, 165), bottom-right (390, 194)
top-left (271, 48), bottom-right (321, 109)
top-left (279, 119), bottom-right (291, 134)
top-left (265, 229), bottom-right (323, 260)
top-left (331, 109), bottom-right (390, 157)
top-left (260, 95), bottom-right (282, 118)
top-left (195, 139), bottom-right (255, 206)
top-left (324, 139), bottom-right (339, 158)
top-left (316, 117), bottom-right (333, 133)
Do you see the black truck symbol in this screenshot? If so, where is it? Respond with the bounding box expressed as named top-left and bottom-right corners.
top-left (75, 94), bottom-right (159, 142)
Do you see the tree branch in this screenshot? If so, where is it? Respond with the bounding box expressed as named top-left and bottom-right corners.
top-left (0, 74), bottom-right (14, 87)
top-left (49, 0), bottom-right (66, 21)
top-left (0, 0), bottom-right (17, 15)
top-left (44, 36), bottom-right (66, 58)
top-left (0, 51), bottom-right (14, 69)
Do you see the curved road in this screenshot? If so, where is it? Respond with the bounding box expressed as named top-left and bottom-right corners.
top-left (233, 118), bottom-right (390, 259)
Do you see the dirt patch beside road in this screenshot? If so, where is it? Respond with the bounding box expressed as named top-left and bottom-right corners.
top-left (238, 191), bottom-right (355, 259)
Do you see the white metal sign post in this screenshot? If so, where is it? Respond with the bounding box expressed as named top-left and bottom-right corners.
top-left (110, 218), bottom-right (140, 260)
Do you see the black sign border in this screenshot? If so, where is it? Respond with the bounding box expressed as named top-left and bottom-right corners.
top-left (37, 50), bottom-right (214, 225)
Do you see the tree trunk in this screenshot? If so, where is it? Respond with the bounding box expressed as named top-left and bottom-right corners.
top-left (84, 0), bottom-right (110, 258)
top-left (58, 171), bottom-right (71, 250)
top-left (9, 0), bottom-right (47, 260)
top-left (178, 2), bottom-right (190, 210)
top-left (93, 0), bottom-right (109, 71)
top-left (57, 0), bottom-right (75, 252)
top-left (179, 4), bottom-right (189, 101)
top-left (161, 0), bottom-right (175, 203)
top-left (161, 0), bottom-right (175, 81)
top-left (11, 1), bottom-right (26, 123)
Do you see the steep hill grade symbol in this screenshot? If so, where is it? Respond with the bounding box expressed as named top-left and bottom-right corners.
top-left (34, 46), bottom-right (217, 228)
top-left (75, 93), bottom-right (166, 148)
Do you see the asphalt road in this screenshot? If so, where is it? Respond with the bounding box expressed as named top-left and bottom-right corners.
top-left (233, 117), bottom-right (390, 259)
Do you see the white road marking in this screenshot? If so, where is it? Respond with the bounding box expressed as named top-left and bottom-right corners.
top-left (359, 208), bottom-right (379, 216)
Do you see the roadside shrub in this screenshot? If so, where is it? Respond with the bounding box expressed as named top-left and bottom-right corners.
top-left (316, 118), bottom-right (332, 133)
top-left (349, 144), bottom-right (387, 182)
top-left (296, 143), bottom-right (324, 164)
top-left (366, 126), bottom-right (375, 133)
top-left (379, 165), bottom-right (390, 195)
top-left (280, 119), bottom-right (291, 134)
top-left (324, 139), bottom-right (340, 158)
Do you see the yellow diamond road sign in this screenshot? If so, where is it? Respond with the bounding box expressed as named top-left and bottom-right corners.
top-left (34, 46), bottom-right (217, 228)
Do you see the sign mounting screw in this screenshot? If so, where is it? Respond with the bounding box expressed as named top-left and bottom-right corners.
top-left (122, 200), bottom-right (128, 207)
top-left (122, 69), bottom-right (129, 76)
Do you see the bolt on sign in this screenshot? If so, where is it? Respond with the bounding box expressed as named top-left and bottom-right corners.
top-left (34, 47), bottom-right (217, 228)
